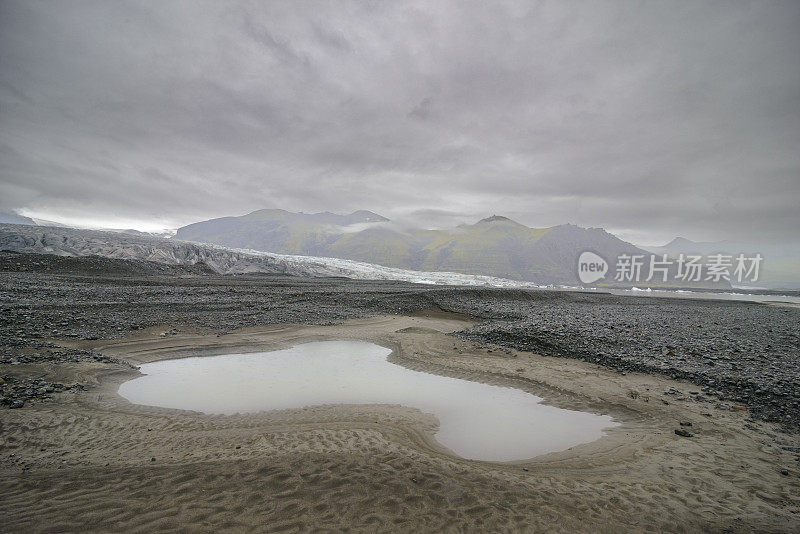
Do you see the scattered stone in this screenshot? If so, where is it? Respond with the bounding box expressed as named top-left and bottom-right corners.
top-left (2, 249), bottom-right (799, 430)
top-left (675, 429), bottom-right (693, 438)
top-left (679, 421), bottom-right (692, 427)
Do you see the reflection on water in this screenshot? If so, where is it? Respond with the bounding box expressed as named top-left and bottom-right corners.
top-left (118, 341), bottom-right (619, 461)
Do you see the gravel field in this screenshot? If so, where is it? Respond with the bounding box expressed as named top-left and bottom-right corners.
top-left (2, 250), bottom-right (799, 430)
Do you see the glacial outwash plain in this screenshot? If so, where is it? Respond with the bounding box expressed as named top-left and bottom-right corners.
top-left (3, 1), bottom-right (800, 532)
top-left (1, 248), bottom-right (798, 533)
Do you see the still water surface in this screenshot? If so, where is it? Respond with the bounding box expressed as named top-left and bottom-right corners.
top-left (118, 341), bottom-right (619, 461)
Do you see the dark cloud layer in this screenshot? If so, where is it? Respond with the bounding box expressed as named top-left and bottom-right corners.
top-left (1, 0), bottom-right (798, 244)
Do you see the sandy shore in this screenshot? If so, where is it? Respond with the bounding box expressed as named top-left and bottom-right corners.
top-left (1, 310), bottom-right (798, 532)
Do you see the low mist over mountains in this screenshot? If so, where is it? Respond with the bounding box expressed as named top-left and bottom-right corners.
top-left (646, 238), bottom-right (800, 290)
top-left (0, 224), bottom-right (574, 287)
top-left (0, 212), bottom-right (37, 226)
top-left (176, 209), bottom-right (725, 288)
top-left (14, 206), bottom-right (792, 288)
top-left (0, 211), bottom-right (175, 238)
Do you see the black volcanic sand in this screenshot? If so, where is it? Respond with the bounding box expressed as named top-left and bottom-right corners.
top-left (1, 250), bottom-right (798, 430)
top-left (1, 250), bottom-right (800, 533)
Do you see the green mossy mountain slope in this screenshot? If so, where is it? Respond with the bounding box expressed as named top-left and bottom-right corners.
top-left (175, 210), bottom-right (726, 287)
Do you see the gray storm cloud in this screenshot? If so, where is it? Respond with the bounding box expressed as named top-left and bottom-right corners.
top-left (0, 0), bottom-right (798, 244)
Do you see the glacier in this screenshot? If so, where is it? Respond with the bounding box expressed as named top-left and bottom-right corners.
top-left (0, 224), bottom-right (550, 289)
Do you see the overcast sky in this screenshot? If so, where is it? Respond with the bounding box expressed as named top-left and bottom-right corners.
top-left (1, 1), bottom-right (798, 244)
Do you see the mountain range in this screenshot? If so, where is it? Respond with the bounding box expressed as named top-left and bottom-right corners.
top-left (175, 209), bottom-right (727, 288)
top-left (0, 212), bottom-right (37, 226)
top-left (645, 237), bottom-right (799, 289)
top-left (0, 224), bottom-right (575, 287)
top-left (11, 207), bottom-right (788, 288)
